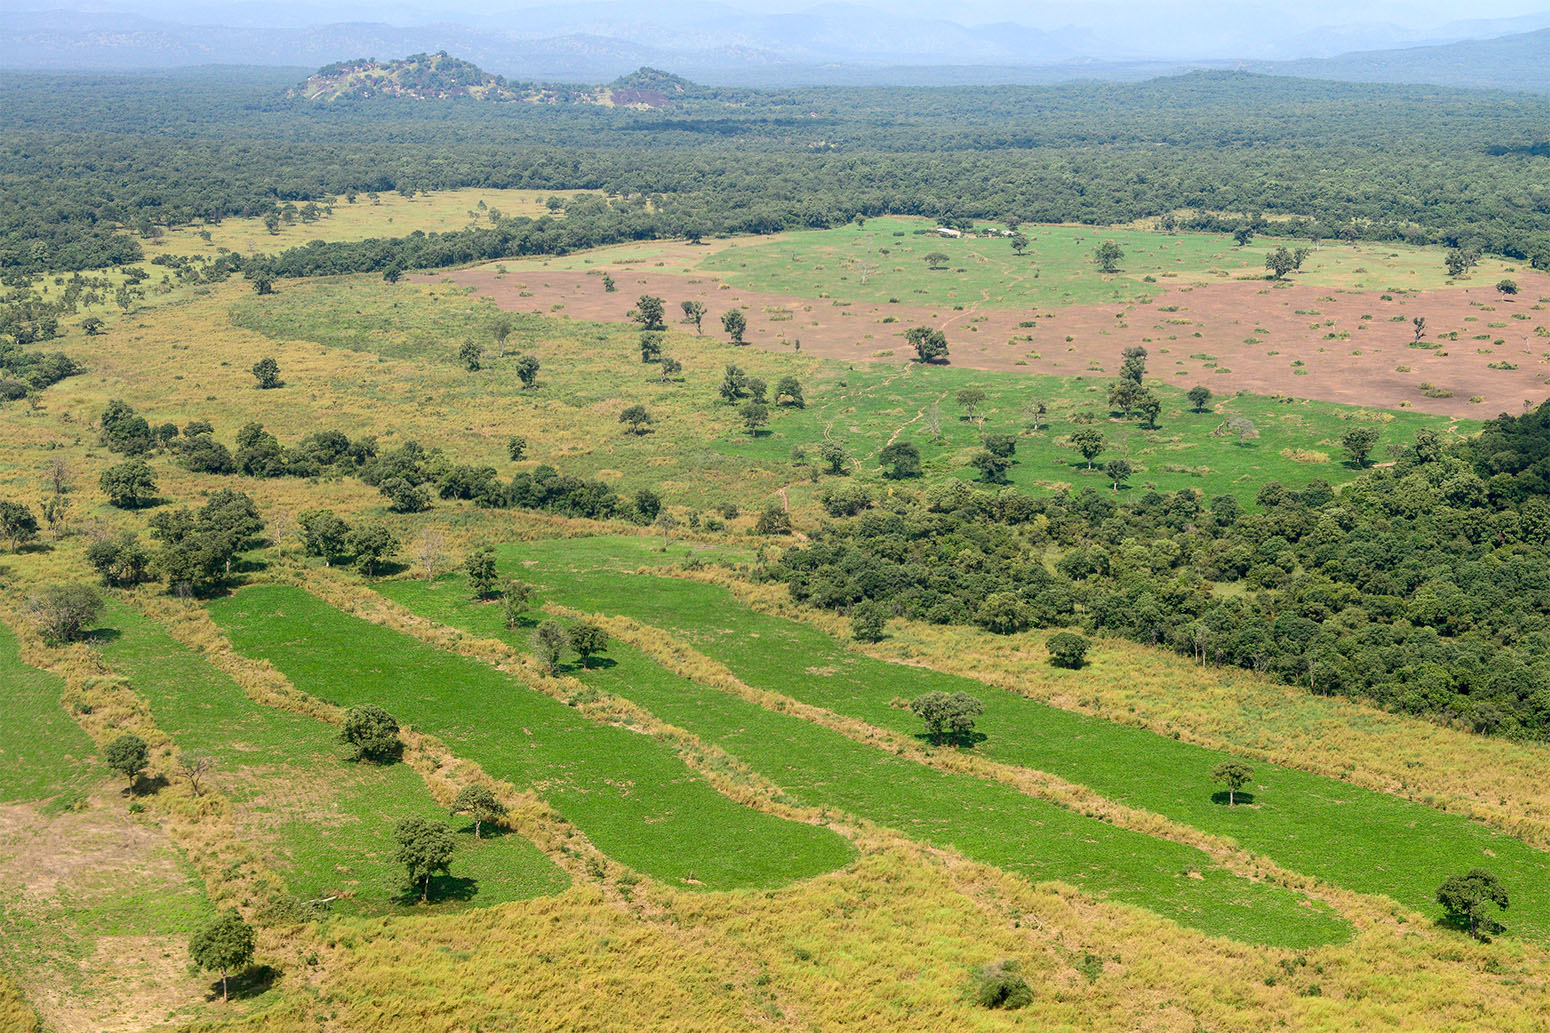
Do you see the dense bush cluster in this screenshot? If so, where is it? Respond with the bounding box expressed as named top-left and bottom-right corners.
top-left (773, 405), bottom-right (1550, 739)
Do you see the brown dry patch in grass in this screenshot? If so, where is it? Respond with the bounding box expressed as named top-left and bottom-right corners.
top-left (0, 796), bottom-right (206, 1033)
top-left (675, 568), bottom-right (1550, 851)
top-left (446, 264), bottom-right (1550, 418)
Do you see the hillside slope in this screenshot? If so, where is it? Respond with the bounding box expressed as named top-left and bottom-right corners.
top-left (1258, 28), bottom-right (1550, 93)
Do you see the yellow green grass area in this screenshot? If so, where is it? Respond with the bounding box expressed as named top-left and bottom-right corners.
top-left (92, 599), bottom-right (568, 912)
top-left (206, 584), bottom-right (856, 892)
top-left (512, 215), bottom-right (1533, 308)
top-left (445, 537), bottom-right (1550, 941)
top-left (141, 188), bottom-right (592, 260)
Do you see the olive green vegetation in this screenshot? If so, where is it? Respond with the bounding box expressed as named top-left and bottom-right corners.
top-left (532, 216), bottom-right (1530, 308)
top-left (206, 584), bottom-right (856, 892)
top-left (492, 538), bottom-right (1550, 939)
top-left (0, 622), bottom-right (98, 809)
top-left (94, 600), bottom-right (568, 912)
top-left (226, 277), bottom-right (1462, 506)
top-left (375, 573), bottom-right (1348, 949)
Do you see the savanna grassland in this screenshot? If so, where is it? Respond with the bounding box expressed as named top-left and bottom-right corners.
top-left (8, 63), bottom-right (1550, 1033)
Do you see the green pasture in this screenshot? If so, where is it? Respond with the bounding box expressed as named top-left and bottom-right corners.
top-left (514, 216), bottom-right (1530, 310)
top-left (498, 539), bottom-right (1550, 941)
top-left (95, 600), bottom-right (567, 912)
top-left (374, 572), bottom-right (1346, 948)
top-left (0, 623), bottom-right (98, 809)
top-left (206, 585), bottom-right (855, 892)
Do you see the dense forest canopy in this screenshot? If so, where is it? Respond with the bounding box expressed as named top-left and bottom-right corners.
top-left (2, 67), bottom-right (1550, 275)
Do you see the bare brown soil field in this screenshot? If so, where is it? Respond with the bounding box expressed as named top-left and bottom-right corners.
top-left (440, 265), bottom-right (1550, 418)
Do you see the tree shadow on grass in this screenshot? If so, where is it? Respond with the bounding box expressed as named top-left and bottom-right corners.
top-left (83, 626), bottom-right (123, 645)
top-left (913, 730), bottom-right (988, 750)
top-left (575, 656), bottom-right (619, 672)
top-left (1210, 790), bottom-right (1257, 807)
top-left (393, 874), bottom-right (479, 906)
top-left (205, 964), bottom-right (280, 1003)
top-left (451, 822), bottom-right (522, 842)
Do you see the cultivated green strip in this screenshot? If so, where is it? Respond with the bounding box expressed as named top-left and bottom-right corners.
top-left (0, 621), bottom-right (97, 808)
top-left (206, 584), bottom-right (855, 892)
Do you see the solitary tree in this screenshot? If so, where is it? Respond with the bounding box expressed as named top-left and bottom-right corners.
top-left (1265, 247), bottom-right (1296, 280)
top-left (741, 400), bottom-right (769, 435)
top-left (1411, 316), bottom-right (1427, 344)
top-left (1118, 345), bottom-right (1148, 383)
top-left (774, 375), bottom-right (805, 408)
top-left (619, 404), bottom-right (654, 435)
top-left (905, 326), bottom-right (950, 364)
top-left (633, 295), bottom-right (666, 331)
top-left (27, 583), bottom-right (103, 642)
top-left (500, 578), bottom-right (531, 629)
top-left (81, 316), bottom-right (105, 336)
top-left (514, 355), bottom-right (541, 389)
top-left (1341, 426), bottom-right (1381, 468)
top-left (347, 523), bottom-right (398, 577)
top-left (1045, 631), bottom-right (1089, 669)
top-left (1497, 278), bottom-right (1519, 297)
top-left (1094, 240), bottom-right (1124, 273)
top-left (1437, 869), bottom-right (1509, 939)
top-left (450, 784), bottom-right (508, 839)
top-left (178, 752), bottom-right (214, 797)
top-left (491, 314), bottom-right (516, 357)
top-left (1137, 391), bottom-right (1162, 429)
top-left (1010, 232), bottom-right (1030, 256)
top-left (1211, 760), bottom-right (1254, 806)
top-left (393, 816), bottom-right (456, 902)
top-left (533, 620), bottom-right (570, 675)
top-left (1023, 398), bottom-right (1048, 431)
top-left (658, 356), bottom-right (682, 383)
top-left (910, 691), bottom-right (985, 745)
top-left (340, 704), bottom-right (401, 763)
top-left (851, 601), bottom-right (887, 643)
top-left (570, 621), bottom-right (609, 668)
top-left (819, 441), bottom-right (850, 475)
top-left (459, 340), bottom-right (483, 371)
top-left (924, 251), bottom-right (950, 269)
top-left (639, 332), bottom-right (663, 363)
top-left (681, 300), bottom-right (707, 333)
top-left (1232, 226), bottom-right (1254, 247)
top-left (957, 387), bottom-right (989, 423)
top-left (189, 910), bottom-right (256, 1002)
top-left (100, 459), bottom-right (158, 509)
top-left (0, 500), bottom-right (39, 553)
top-left (1105, 457), bottom-right (1133, 490)
top-left (251, 356), bottom-right (282, 389)
top-left (104, 732), bottom-right (150, 790)
top-left (1070, 427), bottom-right (1105, 469)
top-left (1187, 385), bottom-right (1213, 412)
top-left (465, 547), bottom-right (498, 598)
top-left (506, 435), bottom-right (527, 461)
top-left (721, 309), bottom-right (747, 345)
top-left (879, 441), bottom-right (922, 479)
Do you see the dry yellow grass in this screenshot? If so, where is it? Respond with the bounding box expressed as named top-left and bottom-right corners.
top-left (0, 971), bottom-right (41, 1033)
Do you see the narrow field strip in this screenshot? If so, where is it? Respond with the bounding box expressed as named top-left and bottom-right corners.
top-left (505, 541), bottom-right (1550, 941)
top-left (0, 622), bottom-right (98, 808)
top-left (206, 584), bottom-right (856, 893)
top-left (96, 600), bottom-right (568, 912)
top-left (374, 576), bottom-right (1348, 949)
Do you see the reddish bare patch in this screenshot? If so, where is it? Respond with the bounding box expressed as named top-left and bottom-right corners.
top-left (437, 265), bottom-right (1550, 418)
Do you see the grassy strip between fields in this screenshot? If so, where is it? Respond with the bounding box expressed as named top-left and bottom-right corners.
top-left (0, 623), bottom-right (98, 809)
top-left (374, 575), bottom-right (1348, 949)
top-left (502, 538), bottom-right (1550, 942)
top-left (94, 599), bottom-right (568, 913)
top-left (206, 584), bottom-right (856, 893)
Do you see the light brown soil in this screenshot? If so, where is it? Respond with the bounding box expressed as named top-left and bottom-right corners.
top-left (0, 795), bottom-right (208, 1033)
top-left (437, 266), bottom-right (1550, 418)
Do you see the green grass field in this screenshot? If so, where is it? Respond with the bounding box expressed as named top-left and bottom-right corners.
top-left (225, 277), bottom-right (1463, 506)
top-left (206, 584), bottom-right (856, 892)
top-left (0, 623), bottom-right (98, 809)
top-left (485, 539), bottom-right (1550, 940)
top-left (93, 600), bottom-right (568, 912)
top-left (516, 216), bottom-right (1532, 310)
top-left (374, 575), bottom-right (1347, 949)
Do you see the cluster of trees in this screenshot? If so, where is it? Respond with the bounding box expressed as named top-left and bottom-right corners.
top-left (772, 403), bottom-right (1550, 739)
top-left (10, 69), bottom-right (1550, 287)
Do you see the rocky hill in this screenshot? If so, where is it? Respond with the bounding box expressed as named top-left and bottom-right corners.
top-left (290, 52), bottom-right (690, 106)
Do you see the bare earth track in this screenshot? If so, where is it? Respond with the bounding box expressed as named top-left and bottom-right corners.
top-left (440, 264), bottom-right (1550, 418)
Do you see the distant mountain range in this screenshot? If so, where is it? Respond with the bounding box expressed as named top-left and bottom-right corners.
top-left (5, 2), bottom-right (1550, 91)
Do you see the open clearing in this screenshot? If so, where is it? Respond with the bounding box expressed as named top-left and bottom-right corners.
top-left (443, 217), bottom-right (1550, 417)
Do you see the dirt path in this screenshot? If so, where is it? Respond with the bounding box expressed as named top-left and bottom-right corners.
top-left (432, 263), bottom-right (1550, 418)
